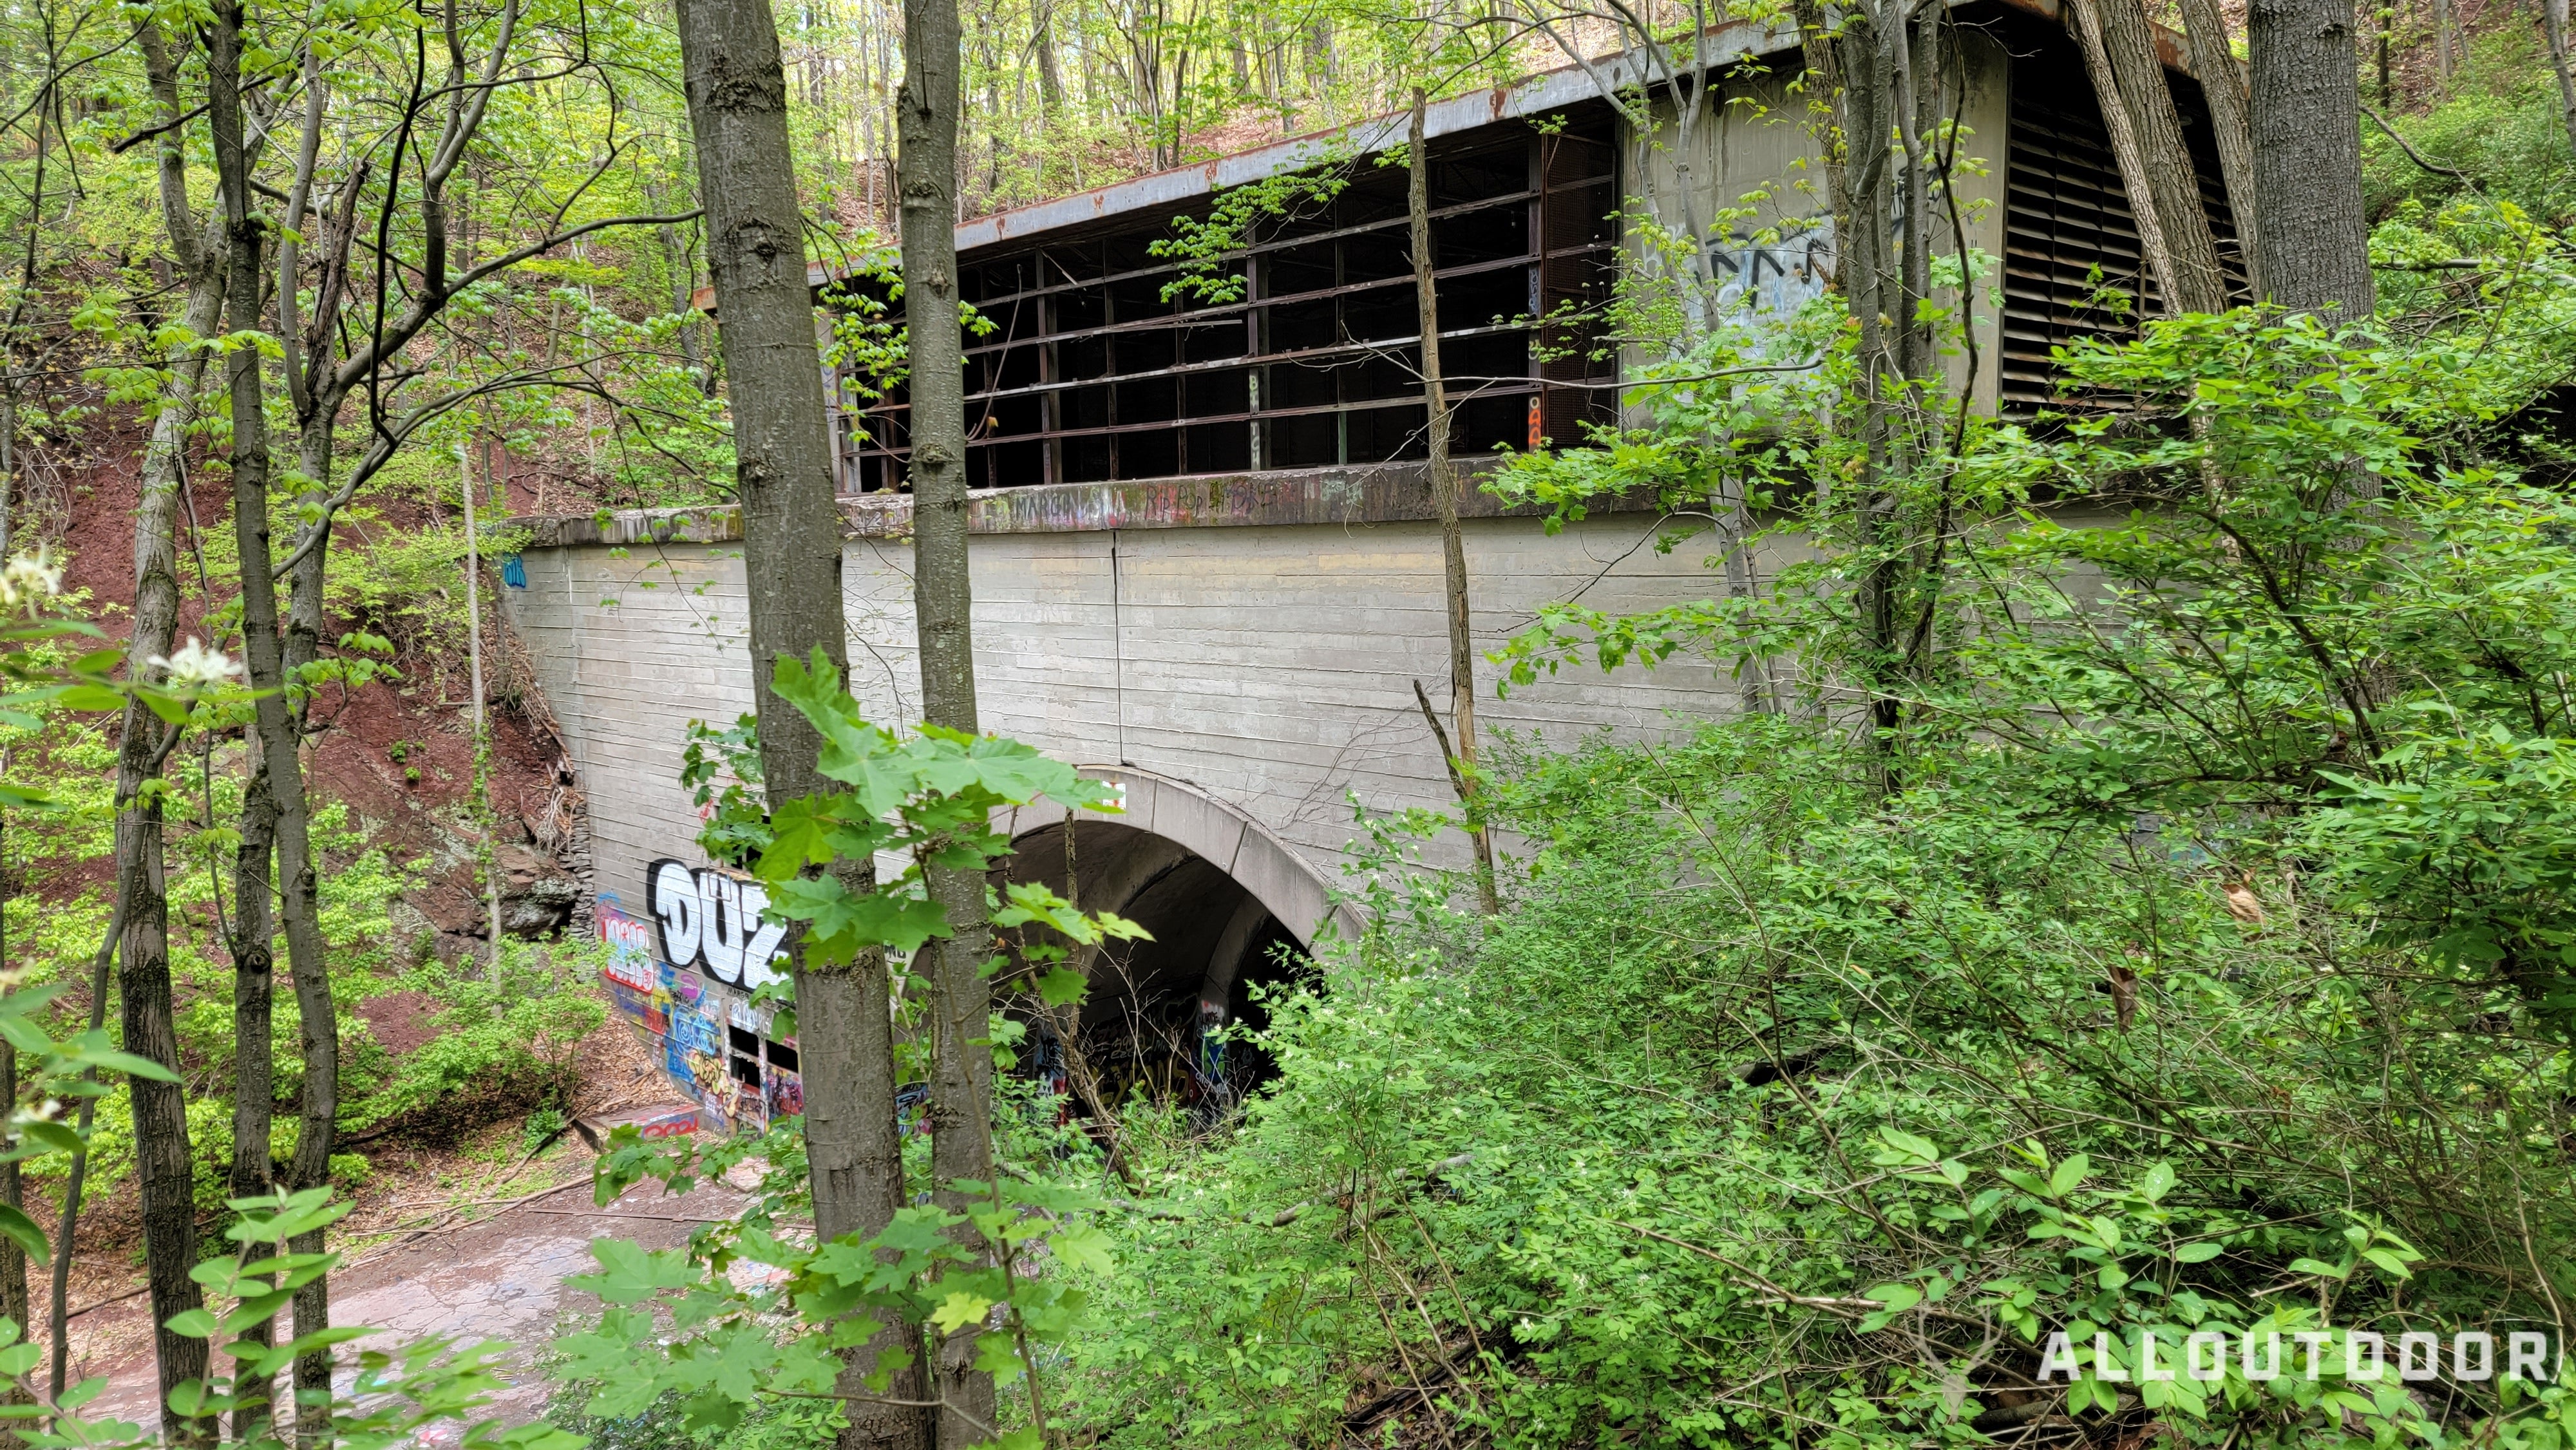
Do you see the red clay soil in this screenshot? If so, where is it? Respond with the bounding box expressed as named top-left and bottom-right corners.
top-left (13, 402), bottom-right (613, 1306)
top-left (38, 409), bottom-right (573, 912)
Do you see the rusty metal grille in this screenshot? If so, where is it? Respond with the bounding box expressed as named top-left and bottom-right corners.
top-left (833, 109), bottom-right (1620, 493)
top-left (2000, 23), bottom-right (2250, 414)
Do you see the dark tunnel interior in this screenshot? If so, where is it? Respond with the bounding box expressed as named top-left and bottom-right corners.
top-left (996, 820), bottom-right (1310, 1120)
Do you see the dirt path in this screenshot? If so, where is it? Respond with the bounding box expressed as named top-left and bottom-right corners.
top-left (78, 1174), bottom-right (751, 1436)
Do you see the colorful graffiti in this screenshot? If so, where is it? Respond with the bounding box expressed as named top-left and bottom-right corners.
top-left (596, 889), bottom-right (800, 1135)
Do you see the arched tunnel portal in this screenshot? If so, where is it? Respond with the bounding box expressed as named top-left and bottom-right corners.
top-left (994, 768), bottom-right (1361, 1111)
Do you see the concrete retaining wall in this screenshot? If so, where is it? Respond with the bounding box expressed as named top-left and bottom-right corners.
top-left (501, 476), bottom-right (1761, 921)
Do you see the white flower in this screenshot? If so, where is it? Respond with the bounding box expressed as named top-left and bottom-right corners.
top-left (0, 548), bottom-right (63, 607)
top-left (147, 637), bottom-right (244, 688)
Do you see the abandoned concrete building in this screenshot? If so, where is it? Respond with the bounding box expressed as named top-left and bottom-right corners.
top-left (513, 0), bottom-right (2242, 1127)
top-left (821, 0), bottom-right (2246, 495)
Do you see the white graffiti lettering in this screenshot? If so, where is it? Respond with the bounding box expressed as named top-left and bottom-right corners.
top-left (646, 858), bottom-right (785, 990)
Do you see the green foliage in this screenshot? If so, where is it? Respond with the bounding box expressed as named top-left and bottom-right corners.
top-left (721, 652), bottom-right (1141, 964)
top-left (1029, 207), bottom-right (2576, 1447)
top-left (1151, 156), bottom-right (1353, 306)
top-left (2363, 28), bottom-right (2576, 226)
top-left (553, 1173), bottom-right (1114, 1449)
top-left (343, 939), bottom-right (606, 1140)
top-left (94, 1185), bottom-right (594, 1450)
top-left (558, 660), bottom-right (1150, 1449)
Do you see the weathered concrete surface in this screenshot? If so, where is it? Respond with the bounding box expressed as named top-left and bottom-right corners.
top-left (503, 460), bottom-right (1642, 549)
top-left (502, 480), bottom-right (1765, 936)
top-left (82, 1179), bottom-right (750, 1434)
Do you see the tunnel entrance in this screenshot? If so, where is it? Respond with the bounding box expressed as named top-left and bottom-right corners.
top-left (999, 818), bottom-right (1309, 1118)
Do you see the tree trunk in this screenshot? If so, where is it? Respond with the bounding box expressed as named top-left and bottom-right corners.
top-left (1833, 0), bottom-right (1904, 765)
top-left (2176, 0), bottom-right (2262, 298)
top-left (2548, 0), bottom-right (2576, 162)
top-left (209, 9), bottom-right (342, 1442)
top-left (271, 412), bottom-right (343, 1450)
top-left (897, 0), bottom-right (1000, 1431)
top-left (462, 445), bottom-right (503, 970)
top-left (0, 398), bottom-right (13, 567)
top-left (2248, 0), bottom-right (2374, 317)
top-left (65, 24), bottom-right (225, 1418)
top-left (1408, 91), bottom-right (1499, 916)
top-left (2432, 0), bottom-right (2452, 80)
top-left (1034, 0), bottom-right (1065, 112)
top-left (669, 0), bottom-right (927, 1444)
top-left (226, 753), bottom-right (278, 1444)
top-left (1893, 13), bottom-right (1936, 388)
top-left (0, 804), bottom-right (26, 1438)
top-left (2375, 2), bottom-right (2391, 109)
top-left (2072, 0), bottom-right (2231, 314)
top-left (655, 204), bottom-right (709, 390)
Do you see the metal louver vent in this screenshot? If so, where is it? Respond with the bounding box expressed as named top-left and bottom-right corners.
top-left (2001, 26), bottom-right (2250, 414)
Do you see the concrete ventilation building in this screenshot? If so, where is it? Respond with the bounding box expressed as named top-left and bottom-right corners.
top-left (513, 0), bottom-right (2240, 1129)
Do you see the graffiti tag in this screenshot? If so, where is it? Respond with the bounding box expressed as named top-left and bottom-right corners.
top-left (646, 858), bottom-right (786, 990)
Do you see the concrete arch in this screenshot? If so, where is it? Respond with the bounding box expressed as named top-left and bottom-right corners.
top-left (994, 765), bottom-right (1361, 947)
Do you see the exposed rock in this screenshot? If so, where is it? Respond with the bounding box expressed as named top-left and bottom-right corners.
top-left (496, 842), bottom-right (581, 937)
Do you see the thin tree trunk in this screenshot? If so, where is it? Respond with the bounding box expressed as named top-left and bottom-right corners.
top-left (1834, 0), bottom-right (1904, 767)
top-left (653, 200), bottom-right (708, 390)
top-left (1036, 1), bottom-right (1065, 112)
top-left (2376, 1), bottom-right (2391, 108)
top-left (62, 23), bottom-right (224, 1417)
top-left (2432, 0), bottom-right (2453, 81)
top-left (2548, 0), bottom-right (2576, 161)
top-left (210, 9), bottom-right (341, 1443)
top-left (462, 446), bottom-right (502, 969)
top-left (0, 795), bottom-right (26, 1436)
top-left (46, 899), bottom-right (122, 1406)
top-left (111, 626), bottom-right (205, 1449)
top-left (1893, 13), bottom-right (1935, 389)
top-left (273, 410), bottom-right (343, 1450)
top-left (1793, 0), bottom-right (1847, 297)
top-left (898, 0), bottom-right (999, 1429)
top-left (2248, 0), bottom-right (2375, 316)
top-left (225, 755), bottom-right (278, 1444)
top-left (670, 0), bottom-right (926, 1444)
top-left (1408, 90), bottom-right (1498, 916)
top-left (0, 398), bottom-right (14, 566)
top-left (2176, 0), bottom-right (2262, 298)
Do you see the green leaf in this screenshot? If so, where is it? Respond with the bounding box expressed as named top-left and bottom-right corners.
top-left (1875, 1127), bottom-right (1940, 1164)
top-left (1048, 1224), bottom-right (1115, 1275)
top-left (569, 1240), bottom-right (703, 1304)
top-left (17, 1121), bottom-right (81, 1156)
top-left (1863, 1283), bottom-right (1921, 1313)
top-left (972, 1329), bottom-right (1029, 1386)
top-left (928, 1292), bottom-right (995, 1335)
top-left (2137, 1162), bottom-right (2176, 1203)
top-left (2049, 1153), bottom-right (2092, 1198)
top-left (1034, 968), bottom-right (1088, 1008)
top-left (70, 1046), bottom-right (182, 1084)
top-left (2173, 1241), bottom-right (2222, 1264)
top-left (0, 1206), bottom-right (48, 1268)
top-left (1994, 1167), bottom-right (2052, 1198)
top-left (162, 1309), bottom-right (219, 1339)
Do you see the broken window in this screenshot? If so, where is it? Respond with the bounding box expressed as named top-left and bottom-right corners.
top-left (833, 109), bottom-right (1620, 493)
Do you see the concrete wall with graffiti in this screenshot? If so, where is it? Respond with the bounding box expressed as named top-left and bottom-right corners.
top-left (594, 863), bottom-right (803, 1134)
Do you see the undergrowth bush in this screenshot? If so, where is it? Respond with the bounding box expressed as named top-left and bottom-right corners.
top-left (1050, 285), bottom-right (2576, 1447)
